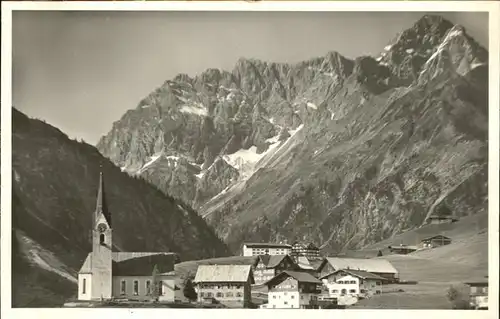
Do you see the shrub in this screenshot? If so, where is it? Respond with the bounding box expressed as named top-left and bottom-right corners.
top-left (183, 278), bottom-right (197, 302)
top-left (446, 286), bottom-right (471, 310)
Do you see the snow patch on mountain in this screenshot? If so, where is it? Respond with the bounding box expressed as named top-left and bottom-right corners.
top-left (138, 153), bottom-right (163, 174)
top-left (307, 102), bottom-right (318, 110)
top-left (180, 104), bottom-right (208, 117)
top-left (17, 231), bottom-right (77, 284)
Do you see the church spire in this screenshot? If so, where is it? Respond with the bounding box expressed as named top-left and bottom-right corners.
top-left (95, 165), bottom-right (111, 227)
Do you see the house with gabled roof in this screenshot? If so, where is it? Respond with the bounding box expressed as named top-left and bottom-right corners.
top-left (193, 264), bottom-right (254, 308)
top-left (77, 171), bottom-right (179, 302)
top-left (319, 269), bottom-right (385, 299)
top-left (317, 257), bottom-right (399, 283)
top-left (420, 235), bottom-right (452, 248)
top-left (264, 270), bottom-right (323, 309)
top-left (252, 254), bottom-right (297, 285)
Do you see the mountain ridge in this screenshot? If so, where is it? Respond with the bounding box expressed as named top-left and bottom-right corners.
top-left (96, 14), bottom-right (488, 255)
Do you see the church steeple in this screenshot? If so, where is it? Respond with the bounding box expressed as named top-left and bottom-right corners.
top-left (95, 166), bottom-right (111, 228)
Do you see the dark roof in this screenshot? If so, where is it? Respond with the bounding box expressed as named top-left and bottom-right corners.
top-left (306, 243), bottom-right (319, 250)
top-left (256, 254), bottom-right (294, 268)
top-left (264, 270), bottom-right (322, 286)
top-left (320, 269), bottom-right (386, 281)
top-left (244, 242), bottom-right (292, 248)
top-left (78, 252), bottom-right (179, 275)
top-left (464, 282), bottom-right (488, 287)
top-left (421, 235), bottom-right (452, 242)
top-left (112, 253), bottom-right (177, 276)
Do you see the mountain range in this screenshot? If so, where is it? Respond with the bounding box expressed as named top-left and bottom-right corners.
top-left (97, 14), bottom-right (488, 254)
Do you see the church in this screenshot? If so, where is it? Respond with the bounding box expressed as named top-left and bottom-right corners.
top-left (77, 170), bottom-right (179, 302)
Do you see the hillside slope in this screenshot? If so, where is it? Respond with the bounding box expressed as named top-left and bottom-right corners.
top-left (12, 108), bottom-right (230, 307)
top-left (97, 15), bottom-right (488, 255)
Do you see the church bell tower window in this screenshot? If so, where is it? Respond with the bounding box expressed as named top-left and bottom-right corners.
top-left (100, 234), bottom-right (105, 245)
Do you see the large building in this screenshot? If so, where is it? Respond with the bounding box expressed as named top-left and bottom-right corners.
top-left (252, 255), bottom-right (297, 285)
top-left (317, 257), bottom-right (399, 283)
top-left (465, 281), bottom-right (488, 310)
top-left (291, 242), bottom-right (321, 258)
top-left (265, 271), bottom-right (323, 309)
top-left (242, 243), bottom-right (292, 257)
top-left (193, 264), bottom-right (254, 308)
top-left (77, 171), bottom-right (179, 302)
top-left (319, 269), bottom-right (384, 299)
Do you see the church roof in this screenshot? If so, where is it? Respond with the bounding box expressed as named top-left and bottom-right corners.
top-left (95, 170), bottom-right (112, 227)
top-left (78, 252), bottom-right (179, 276)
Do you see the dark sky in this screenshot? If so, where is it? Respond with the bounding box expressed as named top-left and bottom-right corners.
top-left (12, 11), bottom-right (489, 145)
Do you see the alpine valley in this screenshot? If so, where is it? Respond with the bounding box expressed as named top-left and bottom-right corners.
top-left (97, 14), bottom-right (488, 254)
top-left (11, 108), bottom-right (230, 306)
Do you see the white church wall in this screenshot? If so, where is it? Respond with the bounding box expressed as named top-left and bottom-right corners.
top-left (78, 274), bottom-right (92, 301)
top-left (112, 275), bottom-right (176, 302)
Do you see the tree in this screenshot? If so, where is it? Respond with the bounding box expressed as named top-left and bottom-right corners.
top-left (447, 285), bottom-right (471, 309)
top-left (377, 250), bottom-right (383, 257)
top-left (151, 264), bottom-right (160, 302)
top-left (183, 278), bottom-right (197, 302)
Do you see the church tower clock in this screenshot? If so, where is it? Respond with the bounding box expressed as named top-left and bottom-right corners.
top-left (90, 169), bottom-right (113, 300)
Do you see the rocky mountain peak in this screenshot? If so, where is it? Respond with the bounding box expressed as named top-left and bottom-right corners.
top-left (97, 14), bottom-right (488, 256)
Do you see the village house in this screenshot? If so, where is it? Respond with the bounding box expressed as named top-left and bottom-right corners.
top-left (242, 243), bottom-right (292, 256)
top-left (420, 235), bottom-right (452, 248)
top-left (427, 215), bottom-right (458, 225)
top-left (294, 256), bottom-right (319, 276)
top-left (465, 281), bottom-right (488, 310)
top-left (291, 242), bottom-right (321, 258)
top-left (252, 254), bottom-right (297, 285)
top-left (317, 257), bottom-right (399, 283)
top-left (265, 271), bottom-right (323, 309)
top-left (77, 172), bottom-right (179, 302)
top-left (319, 269), bottom-right (384, 299)
top-left (388, 244), bottom-right (418, 255)
top-left (193, 264), bottom-right (254, 308)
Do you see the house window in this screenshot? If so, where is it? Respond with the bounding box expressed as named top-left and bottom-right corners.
top-left (376, 290), bottom-right (381, 294)
top-left (291, 295), bottom-right (295, 299)
top-left (236, 292), bottom-right (243, 297)
top-left (350, 281), bottom-right (356, 284)
top-left (120, 280), bottom-right (126, 295)
top-left (216, 292), bottom-right (223, 298)
top-left (284, 301), bottom-right (288, 305)
top-left (226, 292), bottom-right (233, 297)
top-left (133, 280), bottom-right (139, 295)
top-left (100, 234), bottom-right (105, 245)
top-left (332, 290), bottom-right (338, 293)
top-left (349, 289), bottom-right (356, 293)
top-left (146, 280), bottom-right (151, 295)
top-left (360, 289), bottom-right (366, 293)
top-left (82, 278), bottom-right (86, 294)
top-left (376, 281), bottom-right (381, 286)
top-left (158, 280), bottom-right (163, 295)
top-left (200, 292), bottom-right (205, 298)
